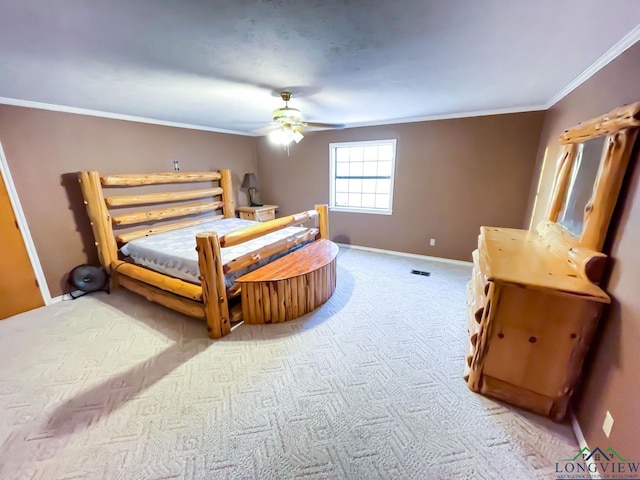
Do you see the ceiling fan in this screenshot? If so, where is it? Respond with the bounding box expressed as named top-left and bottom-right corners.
top-left (264, 91), bottom-right (344, 147)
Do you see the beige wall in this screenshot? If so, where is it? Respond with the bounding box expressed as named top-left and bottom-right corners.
top-left (257, 112), bottom-right (545, 261)
top-left (0, 105), bottom-right (257, 297)
top-left (528, 41), bottom-right (640, 457)
top-left (2, 105), bottom-right (543, 299)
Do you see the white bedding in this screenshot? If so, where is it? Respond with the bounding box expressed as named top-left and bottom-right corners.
top-left (119, 218), bottom-right (311, 287)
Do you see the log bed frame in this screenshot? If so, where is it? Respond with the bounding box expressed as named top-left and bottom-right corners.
top-left (78, 169), bottom-right (329, 339)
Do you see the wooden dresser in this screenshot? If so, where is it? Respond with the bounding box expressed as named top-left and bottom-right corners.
top-left (464, 102), bottom-right (640, 420)
top-left (464, 226), bottom-right (609, 420)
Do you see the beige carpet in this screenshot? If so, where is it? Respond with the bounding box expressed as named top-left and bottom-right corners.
top-left (0, 246), bottom-right (577, 479)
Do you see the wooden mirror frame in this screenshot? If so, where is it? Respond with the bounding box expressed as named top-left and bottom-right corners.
top-left (545, 102), bottom-right (640, 252)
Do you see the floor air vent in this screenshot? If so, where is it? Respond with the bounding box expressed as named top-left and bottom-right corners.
top-left (411, 269), bottom-right (431, 276)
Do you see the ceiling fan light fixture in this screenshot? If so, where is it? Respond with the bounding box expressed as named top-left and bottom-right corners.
top-left (293, 130), bottom-right (304, 143)
top-left (269, 126), bottom-right (303, 146)
top-left (273, 107), bottom-right (303, 124)
top-left (268, 128), bottom-right (286, 145)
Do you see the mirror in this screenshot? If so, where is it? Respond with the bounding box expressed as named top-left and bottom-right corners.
top-left (558, 136), bottom-right (606, 236)
top-left (545, 101), bottom-right (640, 251)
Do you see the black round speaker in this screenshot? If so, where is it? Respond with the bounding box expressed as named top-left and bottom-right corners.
top-left (68, 265), bottom-right (108, 298)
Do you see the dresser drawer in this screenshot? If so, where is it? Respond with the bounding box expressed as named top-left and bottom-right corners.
top-left (237, 205), bottom-right (278, 222)
top-left (256, 208), bottom-right (276, 222)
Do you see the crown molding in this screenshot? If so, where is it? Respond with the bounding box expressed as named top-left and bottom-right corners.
top-left (0, 95), bottom-right (546, 135)
top-left (546, 24), bottom-right (640, 108)
top-left (0, 96), bottom-right (254, 137)
top-left (343, 104), bottom-right (548, 129)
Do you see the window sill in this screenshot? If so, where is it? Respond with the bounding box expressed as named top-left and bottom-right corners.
top-left (329, 206), bottom-right (393, 215)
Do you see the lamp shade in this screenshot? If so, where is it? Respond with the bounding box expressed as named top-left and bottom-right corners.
top-left (241, 173), bottom-right (259, 189)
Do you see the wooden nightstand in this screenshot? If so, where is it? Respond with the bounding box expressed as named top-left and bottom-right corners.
top-left (237, 205), bottom-right (278, 222)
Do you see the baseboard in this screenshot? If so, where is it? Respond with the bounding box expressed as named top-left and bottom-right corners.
top-left (49, 291), bottom-right (85, 304)
top-left (49, 295), bottom-right (64, 304)
top-left (570, 411), bottom-right (598, 479)
top-left (335, 243), bottom-right (473, 267)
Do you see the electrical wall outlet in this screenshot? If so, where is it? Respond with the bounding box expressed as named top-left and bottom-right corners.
top-left (603, 411), bottom-right (614, 438)
top-left (429, 238), bottom-right (436, 246)
top-left (173, 160), bottom-right (180, 171)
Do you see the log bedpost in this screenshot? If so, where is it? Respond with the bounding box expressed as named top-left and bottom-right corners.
top-left (220, 169), bottom-right (235, 218)
top-left (196, 232), bottom-right (231, 339)
top-left (78, 171), bottom-right (119, 278)
top-left (315, 204), bottom-right (329, 239)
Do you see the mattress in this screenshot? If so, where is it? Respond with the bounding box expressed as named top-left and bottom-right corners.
top-left (119, 218), bottom-right (311, 287)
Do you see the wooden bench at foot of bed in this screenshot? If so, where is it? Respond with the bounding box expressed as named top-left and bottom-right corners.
top-left (236, 239), bottom-right (339, 324)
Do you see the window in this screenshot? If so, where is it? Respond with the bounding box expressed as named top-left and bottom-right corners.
top-left (329, 139), bottom-right (397, 215)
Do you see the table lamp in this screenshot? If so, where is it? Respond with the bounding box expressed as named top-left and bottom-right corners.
top-left (241, 173), bottom-right (263, 207)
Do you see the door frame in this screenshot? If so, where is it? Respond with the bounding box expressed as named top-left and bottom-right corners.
top-left (0, 141), bottom-right (52, 304)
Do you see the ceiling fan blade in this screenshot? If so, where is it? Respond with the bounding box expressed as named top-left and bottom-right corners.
top-left (304, 121), bottom-right (345, 130)
top-left (251, 124), bottom-right (279, 136)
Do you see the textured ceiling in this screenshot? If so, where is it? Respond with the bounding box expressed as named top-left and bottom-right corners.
top-left (1, 1), bottom-right (640, 135)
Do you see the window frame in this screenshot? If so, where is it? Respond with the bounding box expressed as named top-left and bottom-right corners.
top-left (329, 139), bottom-right (397, 215)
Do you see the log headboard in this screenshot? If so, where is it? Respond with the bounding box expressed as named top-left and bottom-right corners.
top-left (78, 169), bottom-right (235, 272)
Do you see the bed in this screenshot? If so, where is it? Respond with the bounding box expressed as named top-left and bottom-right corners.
top-left (78, 169), bottom-right (329, 338)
